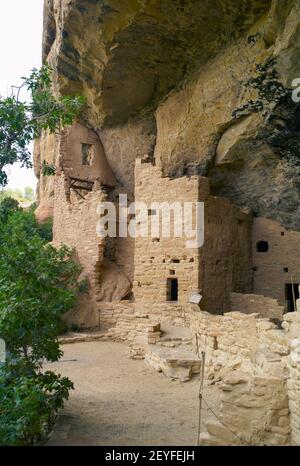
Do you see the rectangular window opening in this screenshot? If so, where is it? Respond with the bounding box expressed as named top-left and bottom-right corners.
top-left (167, 278), bottom-right (178, 302)
top-left (81, 143), bottom-right (94, 166)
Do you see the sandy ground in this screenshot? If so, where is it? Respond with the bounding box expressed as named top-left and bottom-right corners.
top-left (45, 341), bottom-right (220, 446)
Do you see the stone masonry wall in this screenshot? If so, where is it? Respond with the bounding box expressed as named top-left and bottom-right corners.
top-left (53, 173), bottom-right (106, 285)
top-left (190, 308), bottom-right (260, 380)
top-left (203, 370), bottom-right (291, 446)
top-left (133, 160), bottom-right (207, 305)
top-left (202, 197), bottom-right (252, 313)
top-left (97, 301), bottom-right (187, 360)
top-left (98, 301), bottom-right (189, 331)
top-left (288, 338), bottom-right (300, 445)
top-left (104, 314), bottom-right (161, 360)
top-left (253, 217), bottom-right (300, 306)
top-left (58, 122), bottom-right (116, 187)
top-left (192, 304), bottom-right (300, 445)
top-left (284, 307), bottom-right (300, 445)
top-left (190, 305), bottom-right (290, 380)
top-left (53, 174), bottom-right (106, 329)
top-left (133, 160), bottom-right (252, 314)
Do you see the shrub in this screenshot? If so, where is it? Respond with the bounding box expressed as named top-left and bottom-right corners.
top-left (0, 210), bottom-right (81, 367)
top-left (0, 65), bottom-right (85, 188)
top-left (0, 196), bottom-right (21, 223)
top-left (0, 206), bottom-right (80, 444)
top-left (0, 363), bottom-right (73, 445)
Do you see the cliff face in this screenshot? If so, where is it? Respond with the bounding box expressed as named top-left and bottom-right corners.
top-left (36, 0), bottom-right (300, 229)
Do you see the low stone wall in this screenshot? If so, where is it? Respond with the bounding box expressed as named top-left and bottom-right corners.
top-left (202, 369), bottom-right (290, 446)
top-left (53, 174), bottom-right (106, 285)
top-left (97, 301), bottom-right (135, 330)
top-left (105, 315), bottom-right (161, 360)
top-left (190, 308), bottom-right (259, 380)
top-left (284, 305), bottom-right (300, 444)
top-left (287, 338), bottom-right (300, 445)
top-left (192, 305), bottom-right (300, 445)
top-left (230, 293), bottom-right (284, 320)
top-left (190, 306), bottom-right (290, 379)
top-left (96, 301), bottom-right (190, 359)
top-left (135, 302), bottom-right (190, 327)
top-left (98, 301), bottom-right (189, 331)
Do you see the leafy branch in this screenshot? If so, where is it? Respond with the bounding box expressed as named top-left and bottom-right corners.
top-left (0, 64), bottom-right (85, 187)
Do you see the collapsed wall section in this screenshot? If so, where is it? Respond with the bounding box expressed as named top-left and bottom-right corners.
top-left (230, 292), bottom-right (284, 319)
top-left (202, 197), bottom-right (252, 313)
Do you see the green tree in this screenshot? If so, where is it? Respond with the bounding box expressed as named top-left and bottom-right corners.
top-left (0, 209), bottom-right (81, 367)
top-left (0, 367), bottom-right (73, 446)
top-left (24, 186), bottom-right (35, 201)
top-left (0, 64), bottom-right (85, 187)
top-left (0, 196), bottom-right (21, 223)
top-left (0, 186), bottom-right (36, 203)
top-left (0, 203), bottom-right (81, 445)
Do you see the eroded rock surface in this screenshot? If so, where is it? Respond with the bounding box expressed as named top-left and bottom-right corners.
top-left (37, 0), bottom-right (300, 229)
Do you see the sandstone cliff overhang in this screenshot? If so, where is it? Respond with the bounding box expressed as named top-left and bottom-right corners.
top-left (43, 0), bottom-right (272, 126)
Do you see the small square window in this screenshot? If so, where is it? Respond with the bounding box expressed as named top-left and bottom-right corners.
top-left (148, 209), bottom-right (157, 216)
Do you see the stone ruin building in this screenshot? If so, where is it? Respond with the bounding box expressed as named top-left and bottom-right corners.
top-left (35, 0), bottom-right (300, 446)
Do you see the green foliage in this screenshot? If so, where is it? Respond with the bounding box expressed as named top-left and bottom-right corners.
top-left (0, 364), bottom-right (73, 446)
top-left (77, 276), bottom-right (90, 294)
top-left (24, 186), bottom-right (35, 201)
top-left (0, 197), bottom-right (21, 223)
top-left (36, 215), bottom-right (53, 242)
top-left (0, 186), bottom-right (36, 204)
top-left (0, 64), bottom-right (85, 187)
top-left (0, 204), bottom-right (80, 444)
top-left (42, 161), bottom-right (56, 177)
top-left (0, 211), bottom-right (81, 366)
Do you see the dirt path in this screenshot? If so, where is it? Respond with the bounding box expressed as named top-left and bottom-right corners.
top-left (45, 341), bottom-right (220, 446)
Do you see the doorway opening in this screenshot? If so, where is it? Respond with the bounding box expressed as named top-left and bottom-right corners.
top-left (167, 278), bottom-right (178, 302)
top-left (285, 283), bottom-right (299, 312)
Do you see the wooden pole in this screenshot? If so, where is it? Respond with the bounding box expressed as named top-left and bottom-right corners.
top-left (291, 274), bottom-right (297, 312)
